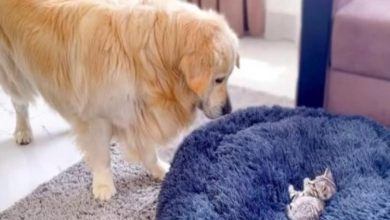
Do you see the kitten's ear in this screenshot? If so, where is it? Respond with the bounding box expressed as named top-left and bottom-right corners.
top-left (324, 168), bottom-right (334, 180)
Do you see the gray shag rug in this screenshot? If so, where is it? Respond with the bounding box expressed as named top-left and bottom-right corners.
top-left (0, 86), bottom-right (294, 220)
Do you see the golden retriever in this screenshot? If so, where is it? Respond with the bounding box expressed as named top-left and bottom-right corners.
top-left (0, 0), bottom-right (239, 200)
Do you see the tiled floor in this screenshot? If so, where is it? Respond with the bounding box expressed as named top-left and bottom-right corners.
top-left (0, 98), bottom-right (81, 211)
top-left (0, 37), bottom-right (298, 212)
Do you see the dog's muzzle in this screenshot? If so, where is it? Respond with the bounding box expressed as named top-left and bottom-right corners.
top-left (221, 98), bottom-right (232, 116)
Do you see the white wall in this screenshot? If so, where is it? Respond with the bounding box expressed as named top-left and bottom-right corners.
top-left (264, 0), bottom-right (302, 44)
top-left (267, 0), bottom-right (301, 14)
top-left (182, 0), bottom-right (302, 44)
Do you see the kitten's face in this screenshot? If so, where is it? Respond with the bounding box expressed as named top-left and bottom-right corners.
top-left (312, 181), bottom-right (334, 200)
top-left (310, 168), bottom-right (337, 201)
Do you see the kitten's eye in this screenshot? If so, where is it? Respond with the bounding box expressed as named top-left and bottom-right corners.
top-left (215, 77), bottom-right (225, 84)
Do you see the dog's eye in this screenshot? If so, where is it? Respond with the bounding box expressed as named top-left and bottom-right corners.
top-left (215, 77), bottom-right (225, 84)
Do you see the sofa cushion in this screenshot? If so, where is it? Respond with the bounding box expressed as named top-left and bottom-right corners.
top-left (333, 0), bottom-right (353, 14)
top-left (325, 69), bottom-right (390, 126)
top-left (331, 0), bottom-right (390, 80)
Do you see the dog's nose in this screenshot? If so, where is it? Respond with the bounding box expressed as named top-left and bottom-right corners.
top-left (221, 98), bottom-right (232, 115)
top-left (197, 101), bottom-right (203, 110)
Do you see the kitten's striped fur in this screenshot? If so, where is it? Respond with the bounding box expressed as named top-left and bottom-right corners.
top-left (286, 168), bottom-right (337, 220)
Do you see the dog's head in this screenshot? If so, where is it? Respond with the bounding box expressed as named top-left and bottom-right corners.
top-left (178, 14), bottom-right (240, 119)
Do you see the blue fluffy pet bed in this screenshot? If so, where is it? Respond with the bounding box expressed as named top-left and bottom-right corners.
top-left (156, 107), bottom-right (390, 220)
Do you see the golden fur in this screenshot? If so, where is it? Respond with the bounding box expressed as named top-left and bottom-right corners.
top-left (0, 0), bottom-right (239, 200)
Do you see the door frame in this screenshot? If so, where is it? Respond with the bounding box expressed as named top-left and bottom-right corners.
top-left (296, 0), bottom-right (334, 108)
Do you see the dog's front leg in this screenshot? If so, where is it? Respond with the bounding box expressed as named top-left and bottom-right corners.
top-left (118, 130), bottom-right (171, 179)
top-left (74, 119), bottom-right (116, 200)
top-left (138, 144), bottom-right (170, 180)
top-left (12, 99), bottom-right (32, 145)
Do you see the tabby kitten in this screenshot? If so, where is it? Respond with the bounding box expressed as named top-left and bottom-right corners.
top-left (304, 168), bottom-right (337, 201)
top-left (286, 168), bottom-right (337, 220)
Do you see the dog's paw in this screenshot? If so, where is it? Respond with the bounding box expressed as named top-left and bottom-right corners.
top-left (13, 129), bottom-right (32, 145)
top-left (92, 170), bottom-right (116, 201)
top-left (93, 184), bottom-right (116, 201)
top-left (151, 160), bottom-right (170, 180)
top-left (93, 179), bottom-right (116, 201)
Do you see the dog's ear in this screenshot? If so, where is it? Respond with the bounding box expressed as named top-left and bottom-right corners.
top-left (179, 54), bottom-right (212, 95)
top-left (236, 54), bottom-right (240, 69)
